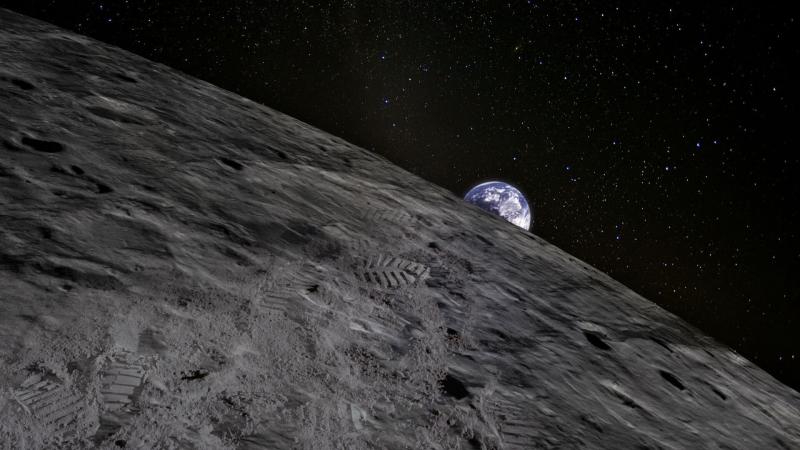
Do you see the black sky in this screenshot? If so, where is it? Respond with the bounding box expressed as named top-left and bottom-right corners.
top-left (2, 1), bottom-right (798, 390)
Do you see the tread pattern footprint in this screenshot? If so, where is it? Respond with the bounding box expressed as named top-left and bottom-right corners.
top-left (357, 254), bottom-right (430, 289)
top-left (322, 222), bottom-right (377, 253)
top-left (14, 373), bottom-right (87, 434)
top-left (489, 396), bottom-right (548, 448)
top-left (95, 352), bottom-right (149, 442)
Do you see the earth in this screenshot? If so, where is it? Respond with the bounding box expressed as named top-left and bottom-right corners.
top-left (464, 181), bottom-right (532, 230)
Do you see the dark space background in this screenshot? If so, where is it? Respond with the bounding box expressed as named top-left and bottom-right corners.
top-left (1, 1), bottom-right (798, 390)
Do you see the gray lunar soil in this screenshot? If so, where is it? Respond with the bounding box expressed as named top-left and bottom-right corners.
top-left (1, 8), bottom-right (800, 450)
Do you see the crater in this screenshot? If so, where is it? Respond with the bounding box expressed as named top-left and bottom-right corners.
top-left (466, 437), bottom-right (482, 449)
top-left (38, 227), bottom-right (53, 240)
top-left (583, 331), bottom-right (612, 351)
top-left (711, 386), bottom-right (728, 401)
top-left (218, 157), bottom-right (243, 171)
top-left (180, 369), bottom-right (209, 381)
top-left (10, 78), bottom-right (35, 90)
top-left (21, 136), bottom-right (64, 153)
top-left (659, 370), bottom-right (686, 391)
top-left (95, 182), bottom-right (113, 194)
top-left (475, 234), bottom-right (494, 247)
top-left (609, 388), bottom-right (642, 410)
top-left (50, 164), bottom-right (70, 175)
top-left (439, 373), bottom-right (469, 399)
top-left (652, 337), bottom-right (673, 353)
top-left (448, 290), bottom-right (467, 301)
top-left (113, 72), bottom-right (138, 83)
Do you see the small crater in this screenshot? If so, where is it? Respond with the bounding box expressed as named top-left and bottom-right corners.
top-left (21, 136), bottom-right (64, 153)
top-left (180, 370), bottom-right (209, 381)
top-left (273, 149), bottom-right (288, 160)
top-left (11, 78), bottom-right (35, 90)
top-left (428, 241), bottom-right (440, 250)
top-left (306, 284), bottom-right (319, 293)
top-left (614, 391), bottom-right (641, 409)
top-left (38, 227), bottom-right (53, 240)
top-left (50, 165), bottom-right (69, 175)
top-left (439, 373), bottom-right (469, 399)
top-left (652, 337), bottom-right (673, 353)
top-left (580, 413), bottom-right (604, 433)
top-left (114, 73), bottom-right (138, 83)
top-left (115, 440), bottom-right (127, 448)
top-left (448, 290), bottom-right (467, 301)
top-left (711, 386), bottom-right (727, 401)
top-left (218, 157), bottom-right (243, 171)
top-left (446, 328), bottom-right (459, 337)
top-left (71, 165), bottom-right (85, 175)
top-left (659, 370), bottom-right (685, 391)
top-left (584, 331), bottom-right (612, 351)
top-left (96, 182), bottom-right (113, 194)
top-left (475, 234), bottom-right (494, 247)
top-left (466, 437), bottom-right (482, 449)
top-left (86, 106), bottom-right (149, 125)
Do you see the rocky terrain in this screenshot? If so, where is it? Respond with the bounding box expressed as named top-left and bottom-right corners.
top-left (1, 8), bottom-right (799, 449)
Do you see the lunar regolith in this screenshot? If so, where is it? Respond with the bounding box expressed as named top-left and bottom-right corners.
top-left (1, 8), bottom-right (799, 449)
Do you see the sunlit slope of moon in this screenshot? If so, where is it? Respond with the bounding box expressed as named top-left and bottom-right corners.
top-left (0, 8), bottom-right (798, 449)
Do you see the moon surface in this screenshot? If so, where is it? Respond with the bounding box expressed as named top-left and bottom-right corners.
top-left (464, 181), bottom-right (532, 230)
top-left (0, 8), bottom-right (799, 449)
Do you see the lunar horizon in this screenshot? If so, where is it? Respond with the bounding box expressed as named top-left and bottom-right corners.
top-left (0, 8), bottom-right (799, 449)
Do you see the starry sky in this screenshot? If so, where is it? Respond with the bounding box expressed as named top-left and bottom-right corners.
top-left (2, 1), bottom-right (798, 390)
